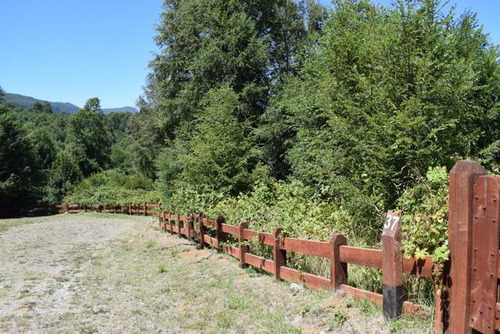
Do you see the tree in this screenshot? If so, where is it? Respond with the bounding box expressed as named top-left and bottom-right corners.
top-left (68, 108), bottom-right (111, 176)
top-left (178, 85), bottom-right (260, 195)
top-left (83, 97), bottom-right (102, 113)
top-left (32, 101), bottom-right (52, 113)
top-left (275, 0), bottom-right (500, 211)
top-left (48, 149), bottom-right (83, 202)
top-left (0, 86), bottom-right (4, 103)
top-left (0, 114), bottom-right (41, 207)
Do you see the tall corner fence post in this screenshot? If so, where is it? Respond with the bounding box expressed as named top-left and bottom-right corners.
top-left (446, 160), bottom-right (487, 334)
top-left (382, 212), bottom-right (404, 320)
top-left (468, 175), bottom-right (500, 333)
top-left (330, 232), bottom-right (347, 290)
top-left (216, 216), bottom-right (226, 251)
top-left (238, 221), bottom-right (249, 269)
top-left (198, 213), bottom-right (205, 249)
top-left (273, 227), bottom-right (286, 281)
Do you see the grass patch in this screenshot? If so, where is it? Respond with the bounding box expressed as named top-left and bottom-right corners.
top-left (0, 218), bottom-right (36, 234)
top-left (145, 240), bottom-right (156, 248)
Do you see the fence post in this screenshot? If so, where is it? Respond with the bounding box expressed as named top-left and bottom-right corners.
top-left (468, 175), bottom-right (499, 333)
top-left (330, 233), bottom-right (347, 290)
top-left (169, 212), bottom-right (174, 234)
top-left (199, 213), bottom-right (205, 249)
top-left (216, 216), bottom-right (226, 251)
top-left (144, 202), bottom-right (147, 215)
top-left (273, 227), bottom-right (286, 280)
top-left (447, 160), bottom-right (487, 333)
top-left (238, 222), bottom-right (249, 269)
top-left (382, 212), bottom-right (404, 319)
top-left (187, 215), bottom-right (194, 240)
top-left (177, 214), bottom-right (183, 238)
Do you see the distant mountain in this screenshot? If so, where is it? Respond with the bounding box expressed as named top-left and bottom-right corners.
top-left (4, 93), bottom-right (138, 114)
top-left (4, 93), bottom-right (80, 114)
top-left (102, 106), bottom-right (138, 114)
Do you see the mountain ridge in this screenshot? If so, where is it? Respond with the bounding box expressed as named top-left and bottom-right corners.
top-left (4, 92), bottom-right (138, 114)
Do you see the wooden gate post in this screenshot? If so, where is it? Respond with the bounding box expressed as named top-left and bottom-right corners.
top-left (382, 212), bottom-right (404, 319)
top-left (447, 160), bottom-right (487, 333)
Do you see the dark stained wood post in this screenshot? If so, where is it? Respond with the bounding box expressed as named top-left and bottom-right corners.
top-left (216, 216), bottom-right (226, 251)
top-left (238, 222), bottom-right (249, 269)
top-left (447, 160), bottom-right (487, 334)
top-left (144, 202), bottom-right (147, 215)
top-left (177, 214), bottom-right (183, 238)
top-left (330, 233), bottom-right (347, 290)
top-left (382, 212), bottom-right (404, 319)
top-left (469, 175), bottom-right (500, 333)
top-left (187, 215), bottom-right (194, 240)
top-left (273, 227), bottom-right (286, 280)
top-left (199, 213), bottom-right (205, 249)
top-left (169, 212), bottom-right (174, 234)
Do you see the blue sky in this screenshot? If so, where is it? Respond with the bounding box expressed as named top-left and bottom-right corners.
top-left (0, 1), bottom-right (498, 108)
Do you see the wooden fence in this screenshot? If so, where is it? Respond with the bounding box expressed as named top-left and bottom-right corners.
top-left (51, 203), bottom-right (435, 325)
top-left (2, 159), bottom-right (498, 333)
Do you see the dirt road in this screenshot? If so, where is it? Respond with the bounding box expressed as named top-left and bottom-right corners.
top-left (0, 213), bottom-right (428, 333)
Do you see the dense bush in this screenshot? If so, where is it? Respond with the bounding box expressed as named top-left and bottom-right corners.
top-left (64, 170), bottom-right (161, 204)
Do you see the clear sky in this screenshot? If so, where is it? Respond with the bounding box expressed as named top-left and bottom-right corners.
top-left (0, 1), bottom-right (498, 109)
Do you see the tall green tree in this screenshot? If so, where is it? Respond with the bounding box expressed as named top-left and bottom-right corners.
top-left (0, 114), bottom-right (41, 207)
top-left (83, 97), bottom-right (102, 113)
top-left (178, 85), bottom-right (260, 195)
top-left (274, 0), bottom-right (500, 211)
top-left (67, 98), bottom-right (111, 176)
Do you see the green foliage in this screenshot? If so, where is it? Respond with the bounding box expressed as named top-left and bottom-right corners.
top-left (0, 114), bottom-right (43, 207)
top-left (178, 86), bottom-right (261, 196)
top-left (397, 166), bottom-right (449, 259)
top-left (32, 101), bottom-right (52, 113)
top-left (270, 0), bottom-right (499, 212)
top-left (83, 97), bottom-right (102, 113)
top-left (67, 108), bottom-right (111, 176)
top-left (64, 170), bottom-right (161, 204)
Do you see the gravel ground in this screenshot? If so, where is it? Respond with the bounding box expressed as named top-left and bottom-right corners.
top-left (0, 213), bottom-right (430, 333)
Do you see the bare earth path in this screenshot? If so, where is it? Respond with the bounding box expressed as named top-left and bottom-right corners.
top-left (0, 214), bottom-right (428, 333)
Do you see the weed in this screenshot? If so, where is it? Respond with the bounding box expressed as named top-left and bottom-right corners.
top-left (157, 265), bottom-right (167, 273)
top-left (145, 240), bottom-right (156, 248)
top-left (226, 295), bottom-right (251, 310)
top-left (333, 311), bottom-right (348, 325)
